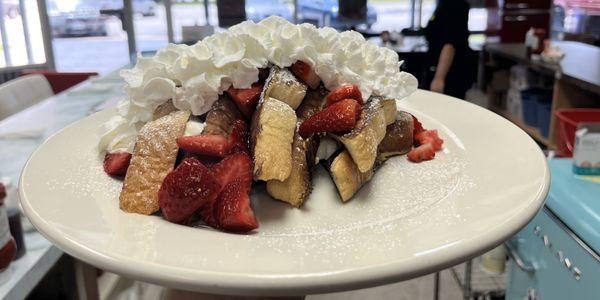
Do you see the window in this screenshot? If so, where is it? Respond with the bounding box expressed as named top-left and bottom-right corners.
top-left (171, 0), bottom-right (218, 43)
top-left (0, 0), bottom-right (47, 68)
top-left (367, 0), bottom-right (489, 33)
top-left (469, 7), bottom-right (488, 32)
top-left (420, 0), bottom-right (436, 28)
top-left (369, 0), bottom-right (412, 32)
top-left (553, 0), bottom-right (600, 38)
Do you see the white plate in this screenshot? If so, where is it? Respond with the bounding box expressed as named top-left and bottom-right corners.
top-left (19, 90), bottom-right (549, 296)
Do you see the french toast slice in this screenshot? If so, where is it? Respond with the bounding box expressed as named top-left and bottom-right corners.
top-left (263, 66), bottom-right (307, 110)
top-left (330, 98), bottom-right (387, 173)
top-left (152, 100), bottom-right (178, 120)
top-left (119, 109), bottom-right (190, 215)
top-left (250, 96), bottom-right (297, 181)
top-left (328, 150), bottom-right (374, 202)
top-left (380, 97), bottom-right (398, 126)
top-left (377, 111), bottom-right (414, 162)
top-left (327, 111), bottom-right (414, 202)
top-left (266, 88), bottom-right (327, 206)
top-left (202, 95), bottom-right (243, 135)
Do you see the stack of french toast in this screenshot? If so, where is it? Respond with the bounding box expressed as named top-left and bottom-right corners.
top-left (103, 61), bottom-right (443, 233)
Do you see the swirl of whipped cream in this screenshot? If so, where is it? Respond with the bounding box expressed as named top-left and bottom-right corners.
top-left (97, 117), bottom-right (138, 153)
top-left (99, 16), bottom-right (417, 153)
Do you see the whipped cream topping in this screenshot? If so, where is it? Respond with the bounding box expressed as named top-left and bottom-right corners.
top-left (98, 117), bottom-right (138, 153)
top-left (183, 120), bottom-right (205, 136)
top-left (315, 137), bottom-right (340, 163)
top-left (99, 16), bottom-right (417, 153)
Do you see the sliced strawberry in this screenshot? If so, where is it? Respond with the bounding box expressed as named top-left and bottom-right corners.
top-left (158, 157), bottom-right (221, 223)
top-left (412, 114), bottom-right (425, 134)
top-left (298, 98), bottom-right (361, 138)
top-left (407, 114), bottom-right (443, 163)
top-left (326, 84), bottom-right (363, 106)
top-left (178, 119), bottom-right (249, 157)
top-left (415, 129), bottom-right (444, 151)
top-left (211, 152), bottom-right (253, 192)
top-left (181, 151), bottom-right (222, 167)
top-left (291, 60), bottom-right (321, 89)
top-left (214, 178), bottom-right (258, 233)
top-left (198, 204), bottom-right (220, 228)
top-left (200, 152), bottom-right (253, 228)
top-left (407, 143), bottom-right (436, 163)
top-left (177, 134), bottom-right (229, 157)
top-left (103, 152), bottom-right (132, 176)
top-left (226, 83), bottom-right (264, 118)
top-left (228, 120), bottom-right (250, 154)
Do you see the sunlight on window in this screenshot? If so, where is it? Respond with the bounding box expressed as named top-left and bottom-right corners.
top-left (0, 0), bottom-right (46, 68)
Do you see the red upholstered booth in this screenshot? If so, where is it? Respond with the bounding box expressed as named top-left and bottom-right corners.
top-left (21, 70), bottom-right (98, 94)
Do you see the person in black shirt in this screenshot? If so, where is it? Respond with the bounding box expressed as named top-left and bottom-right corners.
top-left (423, 0), bottom-right (475, 99)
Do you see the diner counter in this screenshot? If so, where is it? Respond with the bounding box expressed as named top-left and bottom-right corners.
top-left (485, 41), bottom-right (600, 95)
top-left (367, 36), bottom-right (428, 54)
top-left (368, 35), bottom-right (485, 55)
top-left (545, 159), bottom-right (600, 256)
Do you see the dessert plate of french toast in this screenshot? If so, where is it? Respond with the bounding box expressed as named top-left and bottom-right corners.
top-left (20, 17), bottom-right (549, 295)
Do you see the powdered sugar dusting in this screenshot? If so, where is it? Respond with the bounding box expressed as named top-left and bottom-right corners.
top-left (231, 139), bottom-right (471, 263)
top-left (253, 151), bottom-right (467, 236)
top-left (27, 100), bottom-right (468, 268)
top-left (22, 89), bottom-right (548, 290)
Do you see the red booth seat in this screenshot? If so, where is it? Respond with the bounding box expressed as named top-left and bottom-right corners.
top-left (21, 70), bottom-right (99, 94)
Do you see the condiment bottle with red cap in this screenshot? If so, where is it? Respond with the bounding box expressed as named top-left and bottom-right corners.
top-left (0, 183), bottom-right (16, 284)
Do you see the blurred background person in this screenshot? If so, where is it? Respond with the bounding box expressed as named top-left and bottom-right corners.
top-left (423, 0), bottom-right (475, 99)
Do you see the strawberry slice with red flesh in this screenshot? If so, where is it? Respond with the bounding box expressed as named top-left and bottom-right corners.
top-left (407, 114), bottom-right (444, 163)
top-left (211, 152), bottom-right (253, 191)
top-left (226, 83), bottom-right (264, 118)
top-left (228, 120), bottom-right (250, 154)
top-left (198, 204), bottom-right (220, 228)
top-left (180, 151), bottom-right (222, 168)
top-left (412, 114), bottom-right (425, 135)
top-left (407, 143), bottom-right (436, 163)
top-left (214, 178), bottom-right (258, 233)
top-left (177, 119), bottom-right (249, 157)
top-left (158, 157), bottom-right (221, 223)
top-left (298, 98), bottom-right (361, 138)
top-left (103, 152), bottom-right (132, 176)
top-left (291, 60), bottom-right (321, 89)
top-left (177, 134), bottom-right (229, 157)
top-left (326, 84), bottom-right (363, 106)
top-left (415, 129), bottom-right (444, 151)
top-left (199, 152), bottom-right (253, 227)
